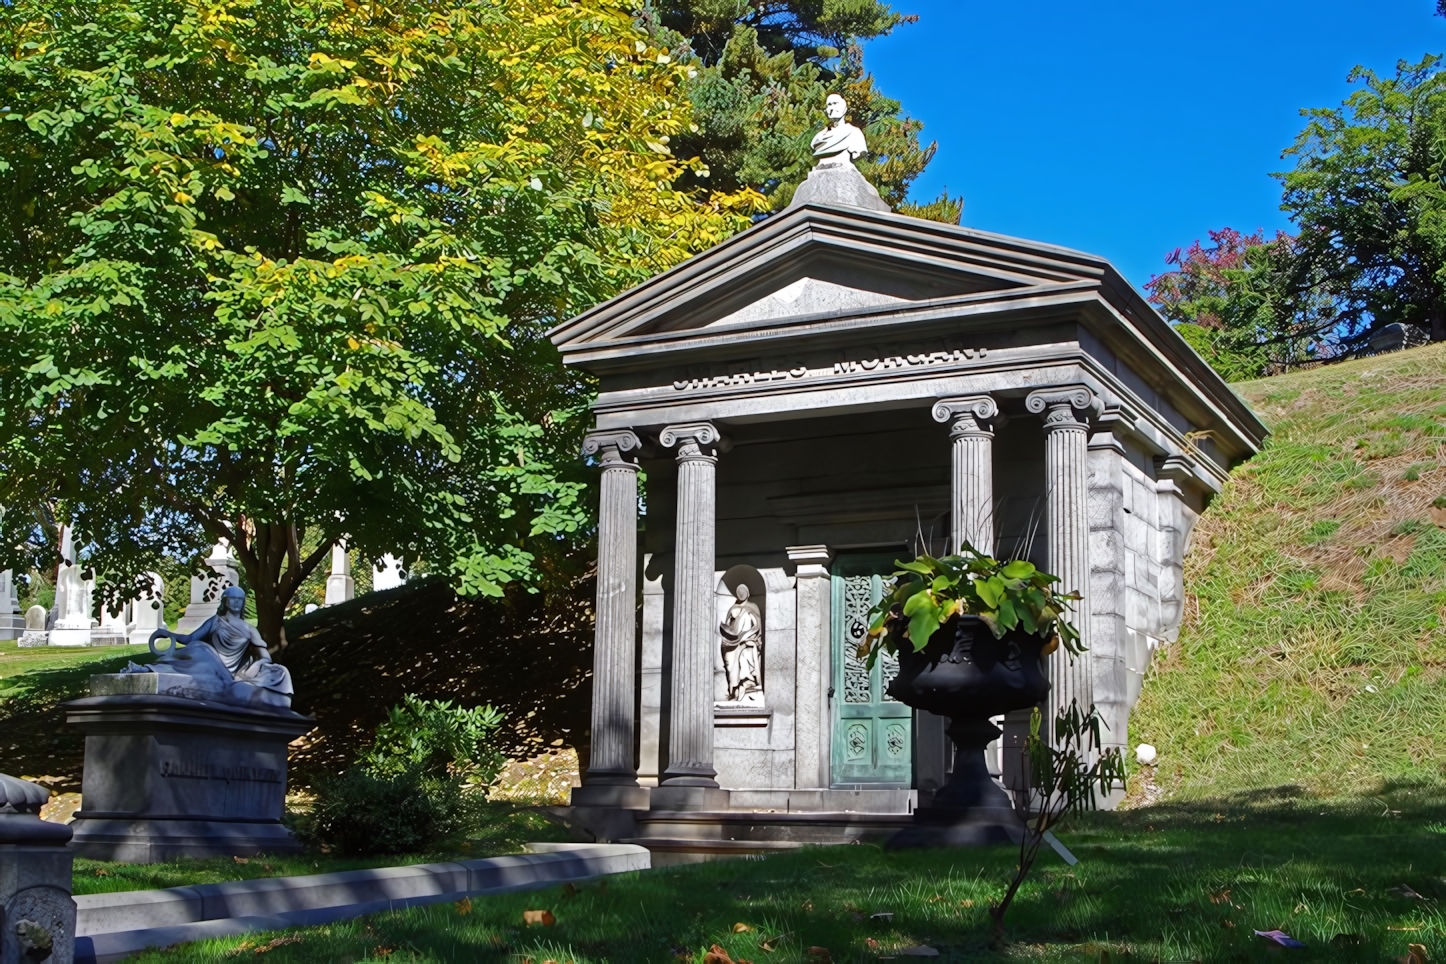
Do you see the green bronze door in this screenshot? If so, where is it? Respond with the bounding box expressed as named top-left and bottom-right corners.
top-left (831, 556), bottom-right (912, 788)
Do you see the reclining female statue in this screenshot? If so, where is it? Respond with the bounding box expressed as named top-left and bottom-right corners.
top-left (126, 585), bottom-right (294, 709)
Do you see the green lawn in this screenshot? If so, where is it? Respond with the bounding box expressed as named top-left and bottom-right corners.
top-left (125, 784), bottom-right (1445, 963)
top-left (1131, 342), bottom-right (1446, 800)
top-left (73, 802), bottom-right (570, 895)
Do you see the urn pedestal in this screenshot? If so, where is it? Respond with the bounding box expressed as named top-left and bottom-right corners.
top-left (884, 616), bottom-right (1050, 849)
top-left (64, 682), bottom-right (313, 862)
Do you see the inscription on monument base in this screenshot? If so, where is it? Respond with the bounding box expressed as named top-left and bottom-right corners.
top-left (160, 757), bottom-right (281, 783)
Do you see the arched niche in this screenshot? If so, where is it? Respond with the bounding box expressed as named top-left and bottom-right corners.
top-left (715, 564), bottom-right (767, 703)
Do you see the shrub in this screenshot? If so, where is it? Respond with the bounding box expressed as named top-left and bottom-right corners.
top-left (302, 695), bottom-right (507, 856)
top-left (361, 695), bottom-right (507, 792)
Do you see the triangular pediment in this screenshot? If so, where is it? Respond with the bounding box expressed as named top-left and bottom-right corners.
top-left (706, 276), bottom-right (907, 328)
top-left (550, 202), bottom-right (1114, 357)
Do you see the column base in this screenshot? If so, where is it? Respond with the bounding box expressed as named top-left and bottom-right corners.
top-left (571, 785), bottom-right (651, 809)
top-left (649, 786), bottom-right (730, 812)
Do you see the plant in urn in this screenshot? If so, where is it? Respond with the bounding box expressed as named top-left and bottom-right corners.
top-left (858, 547), bottom-right (1083, 847)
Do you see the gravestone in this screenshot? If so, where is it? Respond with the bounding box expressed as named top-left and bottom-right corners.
top-left (66, 586), bottom-right (312, 861)
top-left (92, 602), bottom-right (129, 647)
top-left (18, 606), bottom-right (48, 648)
top-left (0, 569), bottom-right (22, 641)
top-left (175, 541), bottom-right (239, 634)
top-left (127, 573), bottom-right (166, 646)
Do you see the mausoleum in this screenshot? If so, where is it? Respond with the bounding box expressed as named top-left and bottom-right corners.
top-left (551, 107), bottom-right (1265, 853)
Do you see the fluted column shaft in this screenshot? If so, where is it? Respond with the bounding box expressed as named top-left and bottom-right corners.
top-left (1027, 387), bottom-right (1101, 723)
top-left (934, 396), bottom-right (998, 555)
top-left (583, 430), bottom-right (642, 784)
top-left (661, 423), bottom-right (722, 787)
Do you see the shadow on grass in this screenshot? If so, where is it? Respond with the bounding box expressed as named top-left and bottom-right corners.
top-left (0, 650), bottom-right (151, 789)
top-left (123, 783), bottom-right (1446, 964)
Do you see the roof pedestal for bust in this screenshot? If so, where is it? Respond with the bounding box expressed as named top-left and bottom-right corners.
top-left (789, 93), bottom-right (890, 213)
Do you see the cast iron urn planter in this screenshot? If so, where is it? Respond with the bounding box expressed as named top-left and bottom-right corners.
top-left (885, 613), bottom-right (1051, 848)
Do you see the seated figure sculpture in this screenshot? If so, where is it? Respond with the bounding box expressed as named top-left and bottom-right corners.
top-left (124, 585), bottom-right (294, 709)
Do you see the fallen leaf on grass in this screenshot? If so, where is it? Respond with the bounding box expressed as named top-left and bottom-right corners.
top-left (93, 868), bottom-right (110, 877)
top-left (251, 936), bottom-right (302, 955)
top-left (454, 897), bottom-right (471, 916)
top-left (1254, 930), bottom-right (1305, 949)
top-left (733, 923), bottom-right (753, 933)
top-left (1208, 887), bottom-right (1231, 904)
top-left (522, 909), bottom-right (556, 926)
top-left (1401, 944), bottom-right (1428, 964)
top-left (865, 938), bottom-right (880, 951)
top-left (958, 899), bottom-right (973, 908)
top-left (233, 856), bottom-right (249, 865)
top-left (898, 947), bottom-right (940, 957)
top-left (374, 947), bottom-right (394, 958)
top-left (759, 932), bottom-right (789, 952)
top-left (806, 948), bottom-right (832, 963)
top-left (703, 945), bottom-right (735, 964)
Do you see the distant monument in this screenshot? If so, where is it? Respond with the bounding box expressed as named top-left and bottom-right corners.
top-left (50, 526), bottom-right (95, 646)
top-left (0, 569), bottom-right (22, 641)
top-left (175, 540), bottom-right (239, 633)
top-left (127, 572), bottom-right (166, 646)
top-left (324, 542), bottom-right (354, 605)
top-left (373, 553), bottom-right (406, 591)
top-left (67, 584), bottom-right (311, 861)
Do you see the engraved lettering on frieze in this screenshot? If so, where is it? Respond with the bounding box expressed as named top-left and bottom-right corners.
top-left (674, 367), bottom-right (808, 391)
top-left (160, 757), bottom-right (281, 783)
top-left (833, 347), bottom-right (987, 374)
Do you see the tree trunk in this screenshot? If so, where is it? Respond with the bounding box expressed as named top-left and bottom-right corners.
top-left (1431, 303), bottom-right (1445, 343)
top-left (231, 519), bottom-right (332, 654)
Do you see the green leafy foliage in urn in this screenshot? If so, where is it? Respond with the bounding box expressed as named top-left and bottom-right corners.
top-left (862, 546), bottom-right (1082, 665)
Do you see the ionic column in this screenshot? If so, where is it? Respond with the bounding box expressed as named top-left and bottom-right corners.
top-left (580, 429), bottom-right (643, 789)
top-left (933, 396), bottom-right (999, 555)
top-left (659, 422), bottom-right (723, 789)
top-left (1026, 386), bottom-right (1102, 723)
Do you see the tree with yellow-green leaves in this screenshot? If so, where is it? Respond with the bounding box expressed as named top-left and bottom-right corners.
top-left (0, 0), bottom-right (764, 648)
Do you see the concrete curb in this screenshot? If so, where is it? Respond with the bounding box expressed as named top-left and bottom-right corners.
top-left (74, 843), bottom-right (649, 964)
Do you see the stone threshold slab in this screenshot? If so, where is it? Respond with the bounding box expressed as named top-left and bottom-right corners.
top-left (74, 843), bottom-right (648, 964)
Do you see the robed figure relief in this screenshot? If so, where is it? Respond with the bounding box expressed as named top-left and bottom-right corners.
top-left (720, 584), bottom-right (763, 703)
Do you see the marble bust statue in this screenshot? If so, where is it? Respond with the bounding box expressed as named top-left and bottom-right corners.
top-left (719, 584), bottom-right (763, 703)
top-left (810, 93), bottom-right (868, 167)
top-left (125, 585), bottom-right (294, 709)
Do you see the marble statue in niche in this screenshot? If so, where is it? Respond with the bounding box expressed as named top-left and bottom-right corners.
top-left (811, 93), bottom-right (868, 167)
top-left (125, 585), bottom-right (294, 709)
top-left (719, 584), bottom-right (763, 704)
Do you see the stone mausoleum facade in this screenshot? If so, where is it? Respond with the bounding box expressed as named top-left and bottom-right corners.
top-left (551, 164), bottom-right (1265, 852)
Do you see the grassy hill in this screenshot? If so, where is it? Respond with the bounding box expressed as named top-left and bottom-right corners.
top-left (1131, 342), bottom-right (1446, 800)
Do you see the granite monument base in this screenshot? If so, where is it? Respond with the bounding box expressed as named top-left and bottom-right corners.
top-left (64, 680), bottom-right (313, 863)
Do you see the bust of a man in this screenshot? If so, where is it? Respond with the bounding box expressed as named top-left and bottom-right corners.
top-left (810, 93), bottom-right (868, 167)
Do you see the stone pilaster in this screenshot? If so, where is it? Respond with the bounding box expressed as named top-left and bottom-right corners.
top-left (656, 422), bottom-right (725, 804)
top-left (1026, 386), bottom-right (1102, 724)
top-left (788, 545), bottom-right (832, 790)
top-left (1087, 418), bottom-right (1129, 773)
top-left (576, 430), bottom-right (644, 804)
top-left (932, 395), bottom-right (999, 556)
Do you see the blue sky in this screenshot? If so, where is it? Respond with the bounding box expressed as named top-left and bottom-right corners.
top-left (863, 0), bottom-right (1446, 290)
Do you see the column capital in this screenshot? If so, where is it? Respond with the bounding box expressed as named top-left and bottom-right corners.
top-left (582, 429), bottom-right (642, 467)
top-left (932, 395), bottom-right (999, 437)
top-left (659, 422), bottom-right (722, 462)
top-left (1025, 385), bottom-right (1103, 430)
top-left (786, 544), bottom-right (833, 579)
